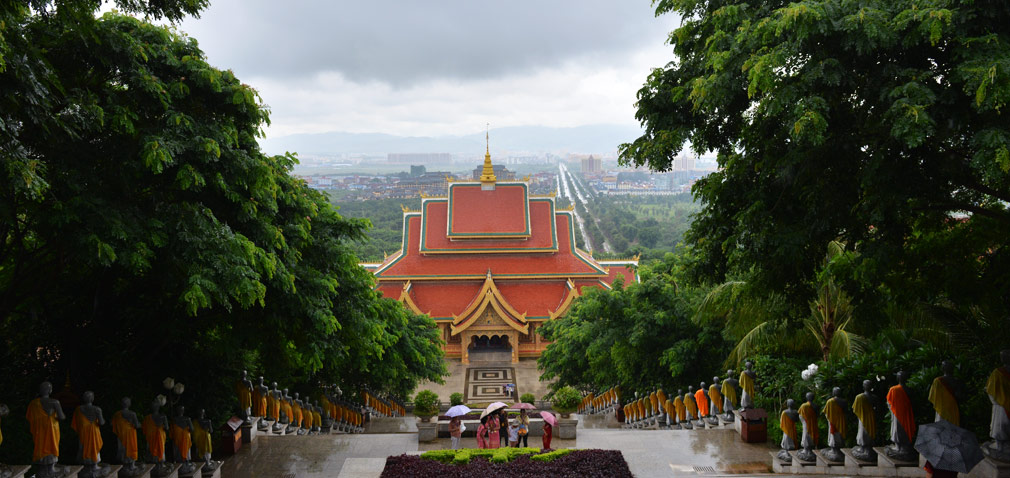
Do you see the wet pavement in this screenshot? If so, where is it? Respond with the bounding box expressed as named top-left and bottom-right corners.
top-left (220, 426), bottom-right (775, 478)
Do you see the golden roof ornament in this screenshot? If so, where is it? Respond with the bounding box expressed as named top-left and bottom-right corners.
top-left (479, 123), bottom-right (497, 188)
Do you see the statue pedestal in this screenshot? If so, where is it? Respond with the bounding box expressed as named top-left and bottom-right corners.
top-left (732, 410), bottom-right (743, 434)
top-left (874, 447), bottom-right (924, 477)
top-left (841, 448), bottom-right (885, 476)
top-left (967, 456), bottom-right (1010, 478)
top-left (0, 465), bottom-right (30, 478)
top-left (77, 464), bottom-right (121, 478)
top-left (557, 418), bottom-right (578, 439)
top-left (117, 464), bottom-right (154, 478)
top-left (416, 422), bottom-right (437, 443)
top-left (241, 417), bottom-right (259, 443)
top-left (176, 462), bottom-right (202, 478)
top-left (770, 452), bottom-right (792, 474)
top-left (200, 464), bottom-right (221, 478)
top-left (789, 450), bottom-right (825, 474)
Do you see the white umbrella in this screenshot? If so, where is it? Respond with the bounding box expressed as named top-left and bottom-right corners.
top-left (480, 401), bottom-right (508, 419)
top-left (445, 405), bottom-right (472, 418)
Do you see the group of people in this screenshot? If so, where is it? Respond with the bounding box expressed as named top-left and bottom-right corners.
top-left (448, 408), bottom-right (552, 451)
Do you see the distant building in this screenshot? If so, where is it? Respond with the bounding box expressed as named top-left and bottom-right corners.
top-left (388, 153), bottom-right (452, 164)
top-left (410, 165), bottom-right (426, 177)
top-left (673, 153), bottom-right (697, 171)
top-left (471, 164), bottom-right (515, 181)
top-left (581, 155), bottom-right (602, 174)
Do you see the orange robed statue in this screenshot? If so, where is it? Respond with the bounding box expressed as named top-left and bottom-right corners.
top-left (111, 397), bottom-right (142, 471)
top-left (170, 406), bottom-right (197, 475)
top-left (822, 387), bottom-right (847, 463)
top-left (236, 370), bottom-right (254, 422)
top-left (851, 380), bottom-right (879, 462)
top-left (674, 390), bottom-right (689, 429)
top-left (193, 410), bottom-right (215, 464)
top-left (27, 381), bottom-right (65, 474)
top-left (885, 371), bottom-right (917, 462)
top-left (709, 379), bottom-right (724, 415)
top-left (982, 349), bottom-right (1010, 461)
top-left (253, 376), bottom-right (269, 420)
top-left (778, 399), bottom-right (800, 463)
top-left (694, 384), bottom-right (710, 418)
top-left (796, 392), bottom-right (818, 462)
top-left (684, 391), bottom-right (699, 423)
top-left (142, 400), bottom-right (169, 463)
top-left (71, 391), bottom-right (106, 474)
top-left (0, 402), bottom-right (9, 449)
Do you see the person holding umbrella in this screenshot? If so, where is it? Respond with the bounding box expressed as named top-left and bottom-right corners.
top-left (915, 419), bottom-right (985, 477)
top-left (445, 404), bottom-right (470, 450)
top-left (542, 411), bottom-right (556, 451)
top-left (476, 415), bottom-right (488, 449)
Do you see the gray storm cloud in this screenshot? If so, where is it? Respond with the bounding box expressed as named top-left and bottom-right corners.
top-left (178, 0), bottom-right (672, 85)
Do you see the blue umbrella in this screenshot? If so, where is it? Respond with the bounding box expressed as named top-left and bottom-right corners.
top-left (445, 405), bottom-right (472, 418)
top-left (914, 420), bottom-right (985, 473)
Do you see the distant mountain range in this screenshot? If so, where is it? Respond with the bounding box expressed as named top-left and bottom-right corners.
top-left (259, 124), bottom-right (645, 156)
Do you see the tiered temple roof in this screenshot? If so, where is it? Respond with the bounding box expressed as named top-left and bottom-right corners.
top-left (363, 146), bottom-right (637, 362)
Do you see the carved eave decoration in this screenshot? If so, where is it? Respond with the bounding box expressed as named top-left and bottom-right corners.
top-left (449, 271), bottom-right (529, 335)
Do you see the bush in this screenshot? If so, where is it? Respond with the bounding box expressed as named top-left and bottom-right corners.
top-left (413, 390), bottom-right (439, 417)
top-left (530, 448), bottom-right (574, 462)
top-left (520, 393), bottom-right (535, 405)
top-left (450, 392), bottom-right (464, 406)
top-left (382, 449), bottom-right (633, 477)
top-left (551, 386), bottom-right (581, 415)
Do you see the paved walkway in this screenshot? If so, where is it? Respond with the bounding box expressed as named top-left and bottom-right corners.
top-left (417, 357), bottom-right (556, 405)
top-left (220, 424), bottom-right (774, 478)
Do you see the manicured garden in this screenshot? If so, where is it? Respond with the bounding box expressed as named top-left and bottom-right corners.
top-left (380, 448), bottom-right (632, 477)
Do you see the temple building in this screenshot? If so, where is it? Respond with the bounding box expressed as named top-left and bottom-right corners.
top-left (363, 144), bottom-right (638, 364)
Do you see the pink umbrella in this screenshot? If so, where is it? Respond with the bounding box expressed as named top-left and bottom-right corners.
top-left (541, 411), bottom-right (557, 427)
top-left (510, 402), bottom-right (536, 410)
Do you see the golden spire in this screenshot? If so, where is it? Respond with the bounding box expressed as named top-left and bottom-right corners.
top-left (480, 123), bottom-right (496, 185)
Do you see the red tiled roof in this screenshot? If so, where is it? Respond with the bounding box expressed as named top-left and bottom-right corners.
top-left (374, 212), bottom-right (606, 279)
top-left (421, 198), bottom-right (556, 253)
top-left (447, 183), bottom-right (529, 237)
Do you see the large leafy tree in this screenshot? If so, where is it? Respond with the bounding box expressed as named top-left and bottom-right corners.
top-left (1, 2), bottom-right (444, 459)
top-left (620, 1), bottom-right (1010, 326)
top-left (538, 253), bottom-right (727, 395)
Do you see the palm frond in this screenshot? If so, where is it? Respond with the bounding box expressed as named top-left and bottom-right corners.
top-left (725, 320), bottom-right (774, 368)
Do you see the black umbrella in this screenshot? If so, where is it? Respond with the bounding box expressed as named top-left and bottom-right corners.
top-left (914, 420), bottom-right (985, 473)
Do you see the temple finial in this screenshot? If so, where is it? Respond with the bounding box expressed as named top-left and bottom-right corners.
top-left (480, 123), bottom-right (496, 187)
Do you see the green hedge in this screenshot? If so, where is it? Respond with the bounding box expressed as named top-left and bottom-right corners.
top-left (421, 447), bottom-right (548, 465)
top-left (531, 448), bottom-right (574, 462)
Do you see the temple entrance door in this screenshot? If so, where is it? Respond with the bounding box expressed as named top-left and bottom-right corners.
top-left (466, 334), bottom-right (513, 364)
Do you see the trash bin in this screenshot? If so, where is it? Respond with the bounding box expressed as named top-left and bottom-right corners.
top-left (739, 408), bottom-right (767, 443)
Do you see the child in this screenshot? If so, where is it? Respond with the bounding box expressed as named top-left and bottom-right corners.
top-left (507, 418), bottom-right (519, 448)
top-left (448, 416), bottom-right (461, 450)
top-left (476, 416), bottom-right (488, 449)
top-left (542, 421), bottom-right (553, 450)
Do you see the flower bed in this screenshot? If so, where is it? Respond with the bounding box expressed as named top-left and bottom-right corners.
top-left (438, 411), bottom-right (545, 421)
top-left (381, 449), bottom-right (633, 477)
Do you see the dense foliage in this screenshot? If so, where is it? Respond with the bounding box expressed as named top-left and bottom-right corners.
top-left (382, 450), bottom-right (633, 478)
top-left (0, 0), bottom-right (445, 463)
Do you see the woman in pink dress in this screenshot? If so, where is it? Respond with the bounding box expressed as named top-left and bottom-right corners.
top-left (476, 416), bottom-right (488, 449)
top-left (488, 414), bottom-right (501, 449)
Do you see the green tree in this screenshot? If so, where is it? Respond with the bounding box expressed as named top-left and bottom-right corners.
top-left (0, 4), bottom-right (445, 462)
top-left (620, 0), bottom-right (1010, 327)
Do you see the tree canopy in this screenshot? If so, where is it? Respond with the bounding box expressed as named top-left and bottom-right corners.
top-left (1, 2), bottom-right (445, 461)
top-left (620, 0), bottom-right (1010, 325)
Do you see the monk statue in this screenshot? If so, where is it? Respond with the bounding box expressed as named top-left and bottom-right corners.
top-left (142, 400), bottom-right (172, 477)
top-left (193, 409), bottom-right (220, 472)
top-left (694, 383), bottom-right (709, 427)
top-left (928, 361), bottom-right (963, 426)
top-left (982, 349), bottom-right (1010, 461)
top-left (236, 370), bottom-right (253, 423)
top-left (111, 397), bottom-right (144, 476)
top-left (796, 392), bottom-right (818, 462)
top-left (722, 369), bottom-right (738, 421)
top-left (851, 380), bottom-right (878, 462)
top-left (293, 392), bottom-right (308, 435)
top-left (709, 377), bottom-right (724, 421)
top-left (778, 399), bottom-right (799, 463)
top-left (740, 361), bottom-right (757, 409)
top-left (27, 381), bottom-right (65, 477)
top-left (312, 402), bottom-right (323, 433)
top-left (253, 376), bottom-right (269, 428)
top-left (673, 389), bottom-right (688, 429)
top-left (821, 387), bottom-right (847, 463)
top-left (683, 390), bottom-right (699, 429)
top-left (885, 371), bottom-right (918, 462)
top-left (282, 389), bottom-right (297, 434)
top-left (270, 383), bottom-right (285, 432)
top-left (71, 391), bottom-right (107, 478)
top-left (169, 406), bottom-right (195, 475)
top-left (0, 402), bottom-right (8, 449)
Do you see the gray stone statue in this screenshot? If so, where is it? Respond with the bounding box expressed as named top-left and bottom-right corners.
top-left (740, 361), bottom-right (757, 409)
top-left (237, 370), bottom-right (253, 423)
top-left (256, 377), bottom-right (270, 431)
top-left (695, 382), bottom-right (708, 427)
top-left (74, 391), bottom-right (108, 478)
top-left (271, 383), bottom-right (285, 432)
top-left (778, 399), bottom-right (799, 463)
top-left (884, 371), bottom-right (917, 462)
top-left (722, 369), bottom-right (738, 421)
top-left (312, 402), bottom-right (322, 433)
top-left (114, 397), bottom-right (144, 476)
top-left (27, 381), bottom-right (66, 478)
top-left (195, 410), bottom-right (221, 473)
top-left (796, 392), bottom-right (817, 462)
top-left (821, 387), bottom-right (847, 463)
top-left (293, 392), bottom-right (308, 435)
top-left (147, 400), bottom-right (173, 478)
top-left (983, 349), bottom-right (1010, 461)
top-left (172, 407), bottom-right (196, 475)
top-left (677, 388), bottom-right (692, 430)
top-left (851, 380), bottom-right (878, 462)
top-left (703, 381), bottom-right (719, 426)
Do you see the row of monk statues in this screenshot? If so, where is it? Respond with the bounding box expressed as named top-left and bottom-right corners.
top-left (580, 361), bottom-right (759, 430)
top-left (233, 370), bottom-right (370, 436)
top-left (3, 381), bottom-right (217, 478)
top-left (777, 350), bottom-right (1010, 467)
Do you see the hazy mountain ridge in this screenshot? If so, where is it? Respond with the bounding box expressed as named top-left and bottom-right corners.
top-left (260, 124), bottom-right (645, 155)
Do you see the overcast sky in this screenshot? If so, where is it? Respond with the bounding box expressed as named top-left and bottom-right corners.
top-left (163, 1), bottom-right (678, 139)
